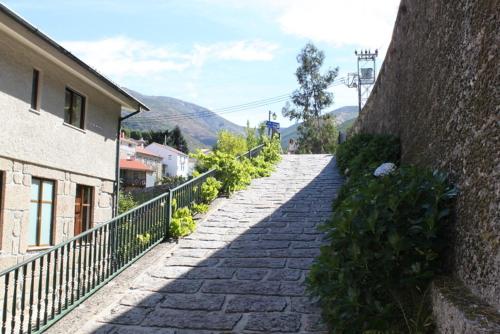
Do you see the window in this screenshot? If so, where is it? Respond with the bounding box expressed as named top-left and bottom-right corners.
top-left (64, 88), bottom-right (86, 129)
top-left (74, 185), bottom-right (93, 235)
top-left (168, 155), bottom-right (172, 160)
top-left (31, 69), bottom-right (40, 110)
top-left (29, 178), bottom-right (54, 247)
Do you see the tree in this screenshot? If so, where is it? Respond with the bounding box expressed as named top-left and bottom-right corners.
top-left (244, 120), bottom-right (259, 149)
top-left (214, 130), bottom-right (248, 156)
top-left (170, 126), bottom-right (189, 153)
top-left (130, 130), bottom-right (142, 140)
top-left (282, 43), bottom-right (339, 153)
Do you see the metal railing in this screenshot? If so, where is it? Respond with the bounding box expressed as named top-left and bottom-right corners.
top-left (0, 144), bottom-right (264, 333)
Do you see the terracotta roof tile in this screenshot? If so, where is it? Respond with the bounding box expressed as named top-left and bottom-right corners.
top-left (119, 159), bottom-right (152, 171)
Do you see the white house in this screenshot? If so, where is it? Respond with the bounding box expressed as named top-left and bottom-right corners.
top-left (145, 143), bottom-right (191, 178)
top-left (0, 4), bottom-right (148, 268)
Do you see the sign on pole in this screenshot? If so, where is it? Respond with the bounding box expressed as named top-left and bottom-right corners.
top-left (266, 121), bottom-right (280, 130)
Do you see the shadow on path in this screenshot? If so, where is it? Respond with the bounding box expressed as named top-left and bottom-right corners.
top-left (84, 155), bottom-right (342, 334)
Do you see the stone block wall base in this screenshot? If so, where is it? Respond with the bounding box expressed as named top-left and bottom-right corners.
top-left (432, 277), bottom-right (500, 333)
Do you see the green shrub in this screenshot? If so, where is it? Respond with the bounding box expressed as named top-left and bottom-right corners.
top-left (191, 137), bottom-right (281, 194)
top-left (260, 136), bottom-right (282, 164)
top-left (201, 177), bottom-right (222, 203)
top-left (118, 191), bottom-right (137, 214)
top-left (249, 155), bottom-right (274, 177)
top-left (336, 133), bottom-right (400, 176)
top-left (192, 202), bottom-right (210, 214)
top-left (308, 167), bottom-right (456, 333)
top-left (214, 130), bottom-right (248, 156)
top-left (170, 206), bottom-right (196, 238)
top-left (192, 151), bottom-right (251, 194)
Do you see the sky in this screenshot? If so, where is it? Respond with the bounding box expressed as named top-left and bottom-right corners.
top-left (3, 0), bottom-right (400, 127)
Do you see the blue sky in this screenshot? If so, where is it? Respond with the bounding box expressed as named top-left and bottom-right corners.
top-left (3, 0), bottom-right (400, 127)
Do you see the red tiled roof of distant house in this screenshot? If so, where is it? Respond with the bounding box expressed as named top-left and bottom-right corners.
top-left (135, 147), bottom-right (162, 158)
top-left (119, 159), bottom-right (152, 171)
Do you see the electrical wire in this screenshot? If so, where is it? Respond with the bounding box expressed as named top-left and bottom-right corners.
top-left (125, 77), bottom-right (347, 124)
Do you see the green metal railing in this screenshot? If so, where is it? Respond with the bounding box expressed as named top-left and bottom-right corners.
top-left (0, 192), bottom-right (169, 334)
top-left (0, 144), bottom-right (264, 333)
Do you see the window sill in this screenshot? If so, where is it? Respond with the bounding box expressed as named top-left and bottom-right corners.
top-left (63, 122), bottom-right (86, 133)
top-left (28, 108), bottom-right (41, 115)
top-left (27, 245), bottom-right (52, 252)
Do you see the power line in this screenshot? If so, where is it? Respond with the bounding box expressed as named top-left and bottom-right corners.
top-left (125, 78), bottom-right (346, 124)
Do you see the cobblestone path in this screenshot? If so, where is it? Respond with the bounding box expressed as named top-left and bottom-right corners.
top-left (80, 154), bottom-right (342, 334)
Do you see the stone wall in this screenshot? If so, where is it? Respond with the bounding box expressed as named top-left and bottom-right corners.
top-left (352, 0), bottom-right (499, 309)
top-left (0, 156), bottom-right (114, 270)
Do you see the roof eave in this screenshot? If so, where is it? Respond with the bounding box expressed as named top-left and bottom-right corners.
top-left (0, 4), bottom-right (150, 112)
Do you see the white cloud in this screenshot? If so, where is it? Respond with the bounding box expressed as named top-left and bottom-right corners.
top-left (212, 40), bottom-right (278, 61)
top-left (276, 0), bottom-right (400, 50)
top-left (62, 36), bottom-right (279, 80)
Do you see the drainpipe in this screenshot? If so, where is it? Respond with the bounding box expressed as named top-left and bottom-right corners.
top-left (113, 107), bottom-right (142, 216)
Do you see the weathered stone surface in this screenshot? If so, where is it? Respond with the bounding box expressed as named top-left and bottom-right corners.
top-left (201, 280), bottom-right (280, 295)
top-left (351, 0), bottom-right (499, 311)
top-left (119, 291), bottom-right (164, 308)
top-left (142, 309), bottom-right (241, 330)
top-left (221, 258), bottom-right (285, 269)
top-left (267, 269), bottom-right (303, 281)
top-left (235, 268), bottom-right (268, 280)
top-left (244, 313), bottom-right (302, 332)
top-left (100, 305), bottom-right (150, 325)
top-left (160, 294), bottom-right (225, 311)
top-left (77, 155), bottom-right (341, 333)
top-left (287, 257), bottom-right (316, 270)
top-left (226, 295), bottom-right (287, 313)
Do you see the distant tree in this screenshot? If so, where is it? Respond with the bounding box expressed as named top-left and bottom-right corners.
top-left (142, 131), bottom-right (152, 143)
top-left (282, 43), bottom-right (339, 153)
top-left (170, 126), bottom-right (189, 153)
top-left (130, 130), bottom-right (142, 140)
top-left (149, 130), bottom-right (170, 146)
top-left (122, 128), bottom-right (131, 138)
top-left (145, 127), bottom-right (189, 153)
top-left (214, 130), bottom-right (248, 156)
top-left (244, 120), bottom-right (259, 149)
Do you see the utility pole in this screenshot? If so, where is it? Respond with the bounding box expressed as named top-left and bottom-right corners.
top-left (268, 110), bottom-right (272, 137)
top-left (346, 49), bottom-right (378, 112)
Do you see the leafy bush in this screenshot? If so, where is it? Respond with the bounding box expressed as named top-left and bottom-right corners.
top-left (192, 202), bottom-right (209, 214)
top-left (191, 136), bottom-right (281, 194)
top-left (118, 192), bottom-right (137, 214)
top-left (336, 133), bottom-right (400, 176)
top-left (170, 199), bottom-right (196, 238)
top-left (201, 177), bottom-right (222, 203)
top-left (260, 136), bottom-right (282, 164)
top-left (214, 130), bottom-right (248, 156)
top-left (249, 155), bottom-right (275, 177)
top-left (308, 167), bottom-right (456, 333)
top-left (192, 150), bottom-right (252, 194)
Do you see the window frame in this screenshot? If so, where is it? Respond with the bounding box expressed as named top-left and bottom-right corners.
top-left (29, 177), bottom-right (56, 248)
top-left (30, 68), bottom-right (41, 111)
top-left (64, 87), bottom-right (86, 129)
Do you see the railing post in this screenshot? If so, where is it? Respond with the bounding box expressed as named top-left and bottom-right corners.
top-left (165, 191), bottom-right (172, 241)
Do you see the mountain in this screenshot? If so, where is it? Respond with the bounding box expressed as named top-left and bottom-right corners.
top-left (122, 89), bottom-right (245, 150)
top-left (280, 106), bottom-right (358, 147)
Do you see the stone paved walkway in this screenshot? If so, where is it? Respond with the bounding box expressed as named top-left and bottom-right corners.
top-left (78, 154), bottom-right (341, 334)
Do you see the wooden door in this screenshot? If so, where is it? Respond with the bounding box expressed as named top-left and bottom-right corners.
top-left (74, 185), bottom-right (83, 235)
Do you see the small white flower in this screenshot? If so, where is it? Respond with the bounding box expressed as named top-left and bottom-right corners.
top-left (373, 162), bottom-right (397, 177)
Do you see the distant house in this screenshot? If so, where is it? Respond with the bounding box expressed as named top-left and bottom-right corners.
top-left (118, 135), bottom-right (162, 189)
top-left (119, 158), bottom-right (154, 190)
top-left (145, 143), bottom-right (191, 178)
top-left (0, 4), bottom-right (148, 267)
